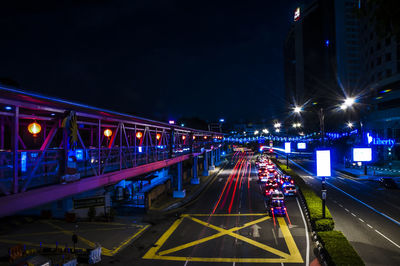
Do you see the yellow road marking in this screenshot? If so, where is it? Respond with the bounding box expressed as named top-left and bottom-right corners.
top-left (143, 218), bottom-right (185, 259)
top-left (0, 220), bottom-right (149, 257)
top-left (158, 216), bottom-right (272, 256)
top-left (278, 217), bottom-right (303, 263)
top-left (143, 214), bottom-right (304, 263)
top-left (106, 225), bottom-right (150, 256)
top-left (41, 220), bottom-right (97, 249)
top-left (182, 213), bottom-right (266, 217)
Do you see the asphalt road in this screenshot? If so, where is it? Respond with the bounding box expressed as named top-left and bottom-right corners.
top-left (101, 152), bottom-right (314, 265)
top-left (283, 155), bottom-right (400, 266)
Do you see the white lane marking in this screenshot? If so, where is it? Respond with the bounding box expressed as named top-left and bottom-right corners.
top-left (374, 229), bottom-right (400, 249)
top-left (281, 263), bottom-right (284, 266)
top-left (367, 224), bottom-right (373, 229)
top-left (218, 178), bottom-right (223, 182)
top-left (296, 197), bottom-right (310, 266)
top-left (345, 208), bottom-right (349, 212)
top-left (351, 213), bottom-right (357, 217)
top-left (359, 218), bottom-right (364, 223)
top-left (264, 200), bottom-right (268, 209)
top-left (233, 262), bottom-right (235, 266)
top-left (339, 204), bottom-right (343, 207)
top-left (184, 260), bottom-right (189, 266)
top-left (272, 228), bottom-right (278, 245)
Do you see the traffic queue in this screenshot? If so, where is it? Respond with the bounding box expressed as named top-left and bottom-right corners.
top-left (255, 155), bottom-right (297, 219)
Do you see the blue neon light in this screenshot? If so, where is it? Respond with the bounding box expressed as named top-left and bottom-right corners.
top-left (367, 132), bottom-right (395, 146)
top-left (5, 106), bottom-right (12, 110)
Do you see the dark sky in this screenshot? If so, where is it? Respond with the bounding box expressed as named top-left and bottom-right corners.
top-left (0, 0), bottom-right (301, 123)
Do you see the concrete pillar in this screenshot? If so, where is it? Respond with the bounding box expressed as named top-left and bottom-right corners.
top-left (209, 150), bottom-right (215, 170)
top-left (215, 148), bottom-right (220, 166)
top-left (173, 162), bottom-right (186, 198)
top-left (202, 152), bottom-right (209, 176)
top-left (191, 156), bottom-right (200, 184)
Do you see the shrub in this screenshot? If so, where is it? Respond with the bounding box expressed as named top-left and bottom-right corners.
top-left (315, 218), bottom-right (334, 231)
top-left (318, 231), bottom-right (364, 266)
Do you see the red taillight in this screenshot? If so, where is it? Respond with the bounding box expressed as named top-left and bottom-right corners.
top-left (284, 207), bottom-right (287, 210)
top-left (291, 180), bottom-right (294, 183)
top-left (271, 208), bottom-right (274, 211)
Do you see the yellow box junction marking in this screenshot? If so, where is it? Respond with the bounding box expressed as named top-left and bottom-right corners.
top-left (143, 214), bottom-right (303, 263)
top-left (0, 220), bottom-right (149, 257)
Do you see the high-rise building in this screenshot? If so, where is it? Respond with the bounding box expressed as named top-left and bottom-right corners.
top-left (358, 1), bottom-right (400, 161)
top-left (334, 0), bottom-right (362, 90)
top-left (283, 0), bottom-right (338, 132)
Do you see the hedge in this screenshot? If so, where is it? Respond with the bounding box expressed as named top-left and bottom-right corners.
top-left (318, 231), bottom-right (364, 266)
top-left (273, 160), bottom-right (332, 221)
top-left (315, 218), bottom-right (335, 231)
top-left (272, 158), bottom-right (364, 265)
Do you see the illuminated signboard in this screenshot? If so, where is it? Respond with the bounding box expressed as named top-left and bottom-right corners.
top-left (297, 142), bottom-right (306, 149)
top-left (285, 142), bottom-right (291, 153)
top-left (353, 148), bottom-right (372, 162)
top-left (294, 7), bottom-right (301, 21)
top-left (367, 133), bottom-right (395, 146)
top-left (316, 150), bottom-right (331, 177)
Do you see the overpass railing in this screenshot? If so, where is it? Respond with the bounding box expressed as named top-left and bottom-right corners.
top-left (0, 86), bottom-right (222, 196)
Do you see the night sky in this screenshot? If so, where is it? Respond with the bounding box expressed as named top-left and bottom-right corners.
top-left (1, 0), bottom-right (301, 123)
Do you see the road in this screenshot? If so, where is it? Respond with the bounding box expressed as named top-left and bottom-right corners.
top-left (282, 154), bottom-right (400, 266)
top-left (101, 152), bottom-right (314, 265)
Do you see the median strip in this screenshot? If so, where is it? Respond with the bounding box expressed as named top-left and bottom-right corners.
top-left (272, 158), bottom-right (364, 266)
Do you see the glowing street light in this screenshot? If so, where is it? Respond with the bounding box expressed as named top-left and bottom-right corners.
top-left (294, 106), bottom-right (302, 114)
top-left (347, 122), bottom-right (353, 128)
top-left (274, 122), bottom-right (281, 128)
top-left (344, 97), bottom-right (355, 107)
top-left (254, 130), bottom-right (259, 135)
top-left (292, 123), bottom-right (298, 128)
top-left (262, 129), bottom-right (269, 134)
top-left (275, 128), bottom-right (280, 133)
top-left (297, 123), bottom-right (301, 127)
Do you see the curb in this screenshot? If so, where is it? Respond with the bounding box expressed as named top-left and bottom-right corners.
top-left (162, 160), bottom-right (229, 212)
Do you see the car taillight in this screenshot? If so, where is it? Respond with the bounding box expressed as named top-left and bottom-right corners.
top-left (284, 207), bottom-right (286, 210)
top-left (271, 208), bottom-right (274, 211)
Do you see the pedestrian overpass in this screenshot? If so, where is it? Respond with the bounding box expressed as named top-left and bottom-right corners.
top-left (0, 86), bottom-right (224, 217)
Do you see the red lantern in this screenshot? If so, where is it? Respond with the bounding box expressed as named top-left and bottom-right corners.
top-left (136, 132), bottom-right (143, 139)
top-left (182, 135), bottom-right (186, 140)
top-left (156, 133), bottom-right (161, 140)
top-left (204, 136), bottom-right (207, 140)
top-left (104, 129), bottom-right (112, 138)
top-left (193, 136), bottom-right (196, 140)
top-left (28, 122), bottom-right (41, 137)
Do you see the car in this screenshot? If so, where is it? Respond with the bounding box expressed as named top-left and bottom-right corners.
top-left (379, 178), bottom-right (398, 189)
top-left (267, 199), bottom-right (286, 216)
top-left (265, 180), bottom-right (279, 189)
top-left (282, 184), bottom-right (297, 196)
top-left (258, 167), bottom-right (268, 175)
top-left (264, 185), bottom-right (275, 196)
top-left (270, 190), bottom-right (284, 201)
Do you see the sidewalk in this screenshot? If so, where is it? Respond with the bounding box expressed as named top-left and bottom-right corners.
top-left (0, 216), bottom-right (149, 258)
top-left (0, 159), bottom-right (229, 262)
top-left (335, 163), bottom-right (400, 181)
top-left (150, 159), bottom-right (228, 212)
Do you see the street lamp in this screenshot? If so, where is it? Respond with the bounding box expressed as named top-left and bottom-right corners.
top-left (274, 122), bottom-right (281, 128)
top-left (275, 128), bottom-right (280, 133)
top-left (254, 130), bottom-right (259, 135)
top-left (292, 123), bottom-right (298, 128)
top-left (262, 129), bottom-right (269, 134)
top-left (294, 106), bottom-right (302, 114)
top-left (347, 122), bottom-right (353, 128)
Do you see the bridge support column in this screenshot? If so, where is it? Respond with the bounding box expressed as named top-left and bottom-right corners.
top-left (173, 162), bottom-right (186, 198)
top-left (215, 148), bottom-right (220, 166)
top-left (191, 156), bottom-right (200, 184)
top-left (209, 150), bottom-right (215, 170)
top-left (202, 152), bottom-right (209, 176)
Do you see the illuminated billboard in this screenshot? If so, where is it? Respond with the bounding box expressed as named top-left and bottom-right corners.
top-left (297, 142), bottom-right (306, 149)
top-left (285, 142), bottom-right (291, 153)
top-left (316, 150), bottom-right (331, 177)
top-left (353, 148), bottom-right (372, 162)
